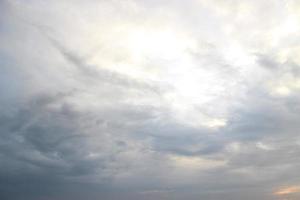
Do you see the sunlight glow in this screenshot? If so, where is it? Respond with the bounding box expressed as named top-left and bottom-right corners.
top-left (124, 27), bottom-right (233, 128)
top-left (275, 186), bottom-right (300, 195)
top-left (127, 28), bottom-right (190, 61)
top-left (171, 155), bottom-right (227, 170)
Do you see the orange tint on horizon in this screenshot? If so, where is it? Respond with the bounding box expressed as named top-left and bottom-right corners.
top-left (274, 186), bottom-right (300, 195)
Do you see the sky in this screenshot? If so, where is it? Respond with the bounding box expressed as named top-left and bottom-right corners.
top-left (1, 0), bottom-right (300, 199)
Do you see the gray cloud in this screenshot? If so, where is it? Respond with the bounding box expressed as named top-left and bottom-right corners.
top-left (1, 0), bottom-right (300, 200)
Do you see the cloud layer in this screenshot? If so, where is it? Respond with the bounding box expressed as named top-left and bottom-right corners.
top-left (1, 0), bottom-right (300, 199)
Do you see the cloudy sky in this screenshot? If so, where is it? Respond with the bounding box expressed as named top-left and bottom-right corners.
top-left (1, 0), bottom-right (300, 199)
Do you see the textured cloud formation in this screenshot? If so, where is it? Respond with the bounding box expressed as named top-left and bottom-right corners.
top-left (1, 0), bottom-right (300, 200)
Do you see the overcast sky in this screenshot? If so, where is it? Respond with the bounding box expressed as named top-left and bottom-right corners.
top-left (1, 0), bottom-right (300, 199)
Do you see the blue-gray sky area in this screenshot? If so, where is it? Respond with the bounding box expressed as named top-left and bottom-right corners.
top-left (1, 0), bottom-right (300, 199)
